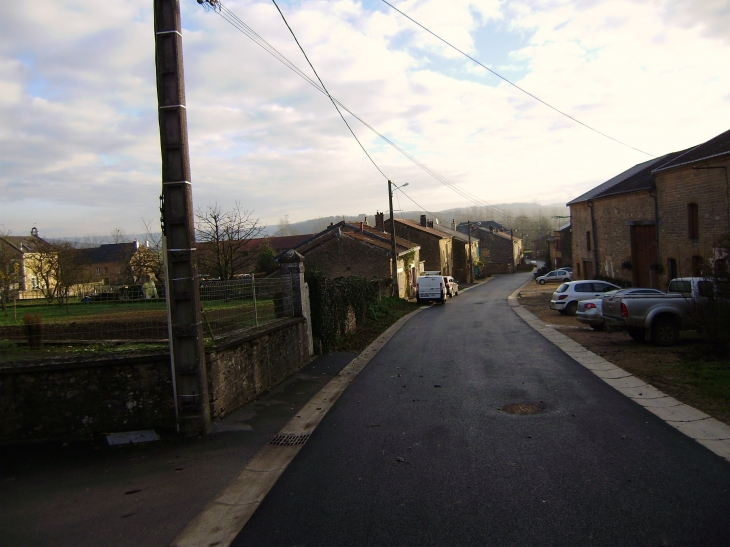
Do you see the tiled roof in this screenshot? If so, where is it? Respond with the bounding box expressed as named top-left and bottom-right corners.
top-left (567, 150), bottom-right (687, 205)
top-left (76, 243), bottom-right (138, 264)
top-left (390, 218), bottom-right (449, 238)
top-left (653, 127), bottom-right (730, 173)
top-left (289, 221), bottom-right (419, 257)
top-left (1, 235), bottom-right (47, 253)
top-left (431, 224), bottom-right (471, 243)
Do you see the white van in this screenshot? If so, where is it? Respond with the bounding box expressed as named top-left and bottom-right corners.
top-left (417, 275), bottom-right (446, 304)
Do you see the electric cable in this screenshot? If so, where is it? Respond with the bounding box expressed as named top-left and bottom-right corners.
top-left (381, 0), bottom-right (655, 157)
top-left (200, 0), bottom-right (517, 221)
top-left (270, 0), bottom-right (388, 180)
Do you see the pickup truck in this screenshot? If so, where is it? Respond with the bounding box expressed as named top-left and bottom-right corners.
top-left (602, 277), bottom-right (729, 346)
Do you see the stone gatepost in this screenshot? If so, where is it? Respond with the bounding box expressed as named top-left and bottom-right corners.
top-left (279, 250), bottom-right (314, 356)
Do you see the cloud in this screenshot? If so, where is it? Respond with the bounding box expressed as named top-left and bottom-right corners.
top-left (0, 0), bottom-right (729, 237)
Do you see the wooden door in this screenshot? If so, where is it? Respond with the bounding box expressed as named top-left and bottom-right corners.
top-left (631, 224), bottom-right (658, 288)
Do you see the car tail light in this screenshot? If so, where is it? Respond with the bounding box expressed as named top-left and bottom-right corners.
top-left (621, 302), bottom-right (628, 318)
top-left (584, 302), bottom-right (596, 309)
top-left (558, 295), bottom-right (568, 300)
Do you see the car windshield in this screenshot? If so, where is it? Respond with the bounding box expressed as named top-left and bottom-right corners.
top-left (556, 283), bottom-right (569, 293)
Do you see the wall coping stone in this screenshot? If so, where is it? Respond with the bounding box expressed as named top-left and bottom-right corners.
top-left (0, 351), bottom-right (170, 375)
top-left (207, 317), bottom-right (306, 353)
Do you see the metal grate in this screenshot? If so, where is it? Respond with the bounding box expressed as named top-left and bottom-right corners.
top-left (269, 434), bottom-right (310, 446)
top-left (499, 403), bottom-right (544, 415)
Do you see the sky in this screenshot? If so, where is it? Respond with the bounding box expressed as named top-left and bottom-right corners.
top-left (1, 0), bottom-right (729, 238)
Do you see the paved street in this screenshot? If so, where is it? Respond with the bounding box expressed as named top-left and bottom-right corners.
top-left (234, 273), bottom-right (730, 546)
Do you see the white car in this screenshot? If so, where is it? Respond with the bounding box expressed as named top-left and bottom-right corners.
top-left (576, 288), bottom-right (665, 330)
top-left (535, 269), bottom-right (572, 285)
top-left (416, 275), bottom-right (446, 304)
top-left (550, 280), bottom-right (621, 316)
top-left (443, 276), bottom-right (459, 297)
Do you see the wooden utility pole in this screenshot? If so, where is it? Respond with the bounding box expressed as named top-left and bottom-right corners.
top-left (467, 220), bottom-right (474, 283)
top-left (154, 0), bottom-right (211, 434)
top-left (388, 180), bottom-right (399, 298)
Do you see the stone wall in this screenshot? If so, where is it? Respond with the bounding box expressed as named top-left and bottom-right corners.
top-left (205, 317), bottom-right (310, 420)
top-left (570, 192), bottom-right (656, 283)
top-left (656, 158), bottom-right (730, 285)
top-left (0, 353), bottom-right (176, 443)
top-left (0, 318), bottom-right (311, 442)
top-left (303, 235), bottom-right (391, 280)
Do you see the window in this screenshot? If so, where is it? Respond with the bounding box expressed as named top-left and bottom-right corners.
top-left (586, 231), bottom-right (592, 251)
top-left (687, 203), bottom-right (699, 239)
top-left (96, 267), bottom-right (100, 275)
top-left (698, 281), bottom-right (714, 298)
top-left (574, 283), bottom-right (593, 292)
top-left (30, 276), bottom-right (39, 290)
top-left (667, 258), bottom-right (677, 281)
top-left (104, 266), bottom-right (109, 274)
top-left (692, 255), bottom-right (704, 276)
top-left (668, 280), bottom-right (691, 293)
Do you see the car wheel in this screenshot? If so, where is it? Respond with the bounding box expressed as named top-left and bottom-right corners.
top-left (627, 327), bottom-right (645, 342)
top-left (565, 301), bottom-right (578, 316)
top-left (651, 317), bottom-right (679, 347)
top-left (538, 279), bottom-right (546, 285)
top-left (590, 324), bottom-right (604, 331)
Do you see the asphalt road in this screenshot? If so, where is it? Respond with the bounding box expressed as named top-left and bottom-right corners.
top-left (233, 273), bottom-right (730, 546)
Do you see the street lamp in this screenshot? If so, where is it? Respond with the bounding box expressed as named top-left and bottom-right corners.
top-left (388, 181), bottom-right (409, 297)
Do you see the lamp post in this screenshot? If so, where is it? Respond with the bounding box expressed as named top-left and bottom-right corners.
top-left (388, 180), bottom-right (408, 298)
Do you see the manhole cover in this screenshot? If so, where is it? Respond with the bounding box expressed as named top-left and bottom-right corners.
top-left (499, 403), bottom-right (544, 415)
top-left (269, 434), bottom-right (310, 446)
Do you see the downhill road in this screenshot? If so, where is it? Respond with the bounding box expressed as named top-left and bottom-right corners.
top-left (233, 273), bottom-right (730, 546)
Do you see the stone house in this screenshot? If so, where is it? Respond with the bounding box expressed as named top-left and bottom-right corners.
top-left (531, 234), bottom-right (552, 261)
top-left (0, 228), bottom-right (54, 298)
top-left (568, 127), bottom-right (730, 288)
top-left (547, 223), bottom-right (573, 270)
top-left (456, 222), bottom-right (523, 274)
top-left (290, 221), bottom-right (420, 299)
top-left (432, 223), bottom-right (479, 282)
top-left (380, 214), bottom-right (451, 275)
top-left (75, 242), bottom-right (142, 286)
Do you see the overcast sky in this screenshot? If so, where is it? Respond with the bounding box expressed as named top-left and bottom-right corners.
top-left (1, 0), bottom-right (729, 238)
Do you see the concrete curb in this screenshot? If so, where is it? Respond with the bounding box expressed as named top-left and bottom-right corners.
top-left (508, 281), bottom-right (730, 463)
top-left (170, 307), bottom-right (424, 547)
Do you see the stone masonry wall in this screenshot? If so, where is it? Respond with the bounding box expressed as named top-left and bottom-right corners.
top-left (304, 236), bottom-right (391, 280)
top-left (570, 192), bottom-right (655, 282)
top-left (205, 317), bottom-right (309, 420)
top-left (0, 353), bottom-right (176, 443)
top-left (656, 158), bottom-right (730, 285)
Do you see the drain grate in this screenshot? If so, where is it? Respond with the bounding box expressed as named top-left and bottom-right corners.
top-left (500, 403), bottom-right (544, 415)
top-left (269, 433), bottom-right (311, 446)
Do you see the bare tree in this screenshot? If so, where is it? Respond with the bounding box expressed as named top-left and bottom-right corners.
top-left (110, 228), bottom-right (127, 244)
top-left (25, 240), bottom-right (87, 308)
top-left (275, 215), bottom-right (300, 236)
top-left (195, 202), bottom-right (265, 279)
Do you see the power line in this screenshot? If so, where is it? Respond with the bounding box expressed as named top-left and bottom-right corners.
top-left (270, 0), bottom-right (388, 180)
top-left (198, 0), bottom-right (517, 221)
top-left (381, 0), bottom-right (655, 158)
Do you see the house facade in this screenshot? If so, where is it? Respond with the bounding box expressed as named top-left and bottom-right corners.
top-left (0, 229), bottom-right (56, 299)
top-left (568, 127), bottom-right (730, 288)
top-left (547, 223), bottom-right (573, 270)
top-left (456, 222), bottom-right (522, 274)
top-left (291, 221), bottom-right (420, 298)
top-left (432, 224), bottom-right (479, 282)
top-left (75, 242), bottom-right (141, 286)
top-left (381, 214), bottom-right (452, 276)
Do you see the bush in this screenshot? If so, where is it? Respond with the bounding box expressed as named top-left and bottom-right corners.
top-left (305, 272), bottom-right (380, 352)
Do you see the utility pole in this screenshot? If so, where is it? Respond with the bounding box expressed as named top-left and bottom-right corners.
top-left (388, 180), bottom-right (399, 298)
top-left (467, 220), bottom-right (474, 283)
top-left (154, 0), bottom-right (211, 434)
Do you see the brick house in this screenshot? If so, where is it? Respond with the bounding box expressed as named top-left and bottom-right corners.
top-left (381, 214), bottom-right (451, 275)
top-left (290, 221), bottom-right (420, 298)
top-left (432, 223), bottom-right (479, 282)
top-left (568, 127), bottom-right (730, 287)
top-left (456, 222), bottom-right (523, 274)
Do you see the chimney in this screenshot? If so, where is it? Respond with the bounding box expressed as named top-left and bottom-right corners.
top-left (427, 220), bottom-right (434, 228)
top-left (134, 239), bottom-right (139, 249)
top-left (451, 219), bottom-right (456, 230)
top-left (364, 215), bottom-right (368, 226)
top-left (360, 222), bottom-right (364, 233)
top-left (489, 225), bottom-right (494, 232)
top-left (145, 240), bottom-right (150, 248)
top-left (420, 215), bottom-right (427, 227)
top-left (375, 212), bottom-right (384, 231)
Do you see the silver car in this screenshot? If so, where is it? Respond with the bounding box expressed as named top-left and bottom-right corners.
top-left (576, 288), bottom-right (664, 330)
top-left (550, 280), bottom-right (621, 315)
top-left (535, 269), bottom-right (572, 285)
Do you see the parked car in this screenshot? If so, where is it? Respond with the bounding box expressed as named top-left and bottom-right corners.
top-left (416, 275), bottom-right (446, 304)
top-left (443, 276), bottom-right (459, 297)
top-left (533, 265), bottom-right (549, 279)
top-left (550, 280), bottom-right (622, 315)
top-left (576, 288), bottom-right (664, 330)
top-left (602, 277), bottom-right (730, 346)
top-left (536, 269), bottom-right (573, 285)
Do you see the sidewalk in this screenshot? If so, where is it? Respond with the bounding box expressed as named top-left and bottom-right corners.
top-left (0, 352), bottom-right (356, 547)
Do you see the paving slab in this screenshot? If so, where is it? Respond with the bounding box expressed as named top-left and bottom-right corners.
top-left (648, 404), bottom-right (712, 422)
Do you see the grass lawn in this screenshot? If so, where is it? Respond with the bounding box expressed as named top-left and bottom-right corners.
top-left (329, 297), bottom-right (419, 353)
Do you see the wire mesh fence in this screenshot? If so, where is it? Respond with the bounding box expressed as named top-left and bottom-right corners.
top-left (0, 276), bottom-right (294, 356)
